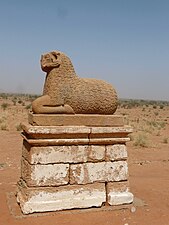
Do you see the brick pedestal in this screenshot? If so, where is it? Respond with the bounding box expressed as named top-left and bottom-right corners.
top-left (17, 114), bottom-right (133, 214)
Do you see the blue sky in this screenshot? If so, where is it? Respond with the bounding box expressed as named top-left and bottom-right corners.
top-left (0, 0), bottom-right (169, 100)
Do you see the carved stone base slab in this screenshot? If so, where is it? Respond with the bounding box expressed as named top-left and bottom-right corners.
top-left (28, 113), bottom-right (124, 127)
top-left (17, 182), bottom-right (106, 214)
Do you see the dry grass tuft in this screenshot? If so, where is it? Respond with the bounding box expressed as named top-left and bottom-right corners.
top-left (133, 133), bottom-right (149, 148)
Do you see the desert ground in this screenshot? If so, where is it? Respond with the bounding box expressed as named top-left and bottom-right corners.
top-left (0, 93), bottom-right (169, 225)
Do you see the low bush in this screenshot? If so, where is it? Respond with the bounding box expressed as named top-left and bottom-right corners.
top-left (133, 133), bottom-right (148, 147)
top-left (162, 137), bottom-right (168, 144)
top-left (1, 124), bottom-right (8, 130)
top-left (16, 123), bottom-right (22, 131)
top-left (1, 103), bottom-right (9, 110)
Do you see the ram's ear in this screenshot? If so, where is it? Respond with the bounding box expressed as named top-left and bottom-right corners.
top-left (51, 51), bottom-right (61, 60)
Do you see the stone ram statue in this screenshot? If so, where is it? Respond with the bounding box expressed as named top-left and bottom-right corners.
top-left (32, 51), bottom-right (118, 114)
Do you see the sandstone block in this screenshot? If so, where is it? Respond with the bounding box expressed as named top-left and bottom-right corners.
top-left (28, 113), bottom-right (124, 127)
top-left (22, 123), bottom-right (90, 139)
top-left (23, 137), bottom-right (90, 146)
top-left (90, 126), bottom-right (133, 137)
top-left (22, 141), bottom-right (89, 164)
top-left (17, 182), bottom-right (106, 214)
top-left (70, 161), bottom-right (128, 184)
top-left (88, 127), bottom-right (132, 144)
top-left (106, 181), bottom-right (129, 193)
top-left (107, 181), bottom-right (133, 205)
top-left (108, 192), bottom-right (133, 206)
top-left (89, 137), bottom-right (131, 145)
top-left (106, 144), bottom-right (127, 161)
top-left (22, 141), bottom-right (106, 164)
top-left (21, 159), bottom-right (69, 186)
top-left (88, 145), bottom-right (105, 162)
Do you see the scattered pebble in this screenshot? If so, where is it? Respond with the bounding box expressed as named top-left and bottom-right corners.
top-left (131, 206), bottom-right (136, 213)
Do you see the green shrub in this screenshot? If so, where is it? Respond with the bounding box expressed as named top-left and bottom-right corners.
top-left (158, 121), bottom-right (166, 129)
top-left (16, 123), bottom-right (22, 131)
top-left (25, 104), bottom-right (31, 109)
top-left (133, 133), bottom-right (148, 147)
top-left (146, 120), bottom-right (166, 130)
top-left (0, 93), bottom-right (8, 99)
top-left (1, 124), bottom-right (8, 130)
top-left (1, 103), bottom-right (9, 110)
top-left (18, 99), bottom-right (23, 104)
top-left (162, 138), bottom-right (168, 144)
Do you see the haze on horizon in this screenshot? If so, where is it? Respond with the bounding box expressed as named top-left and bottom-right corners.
top-left (0, 0), bottom-right (169, 101)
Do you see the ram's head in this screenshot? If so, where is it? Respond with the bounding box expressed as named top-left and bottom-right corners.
top-left (40, 51), bottom-right (61, 72)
